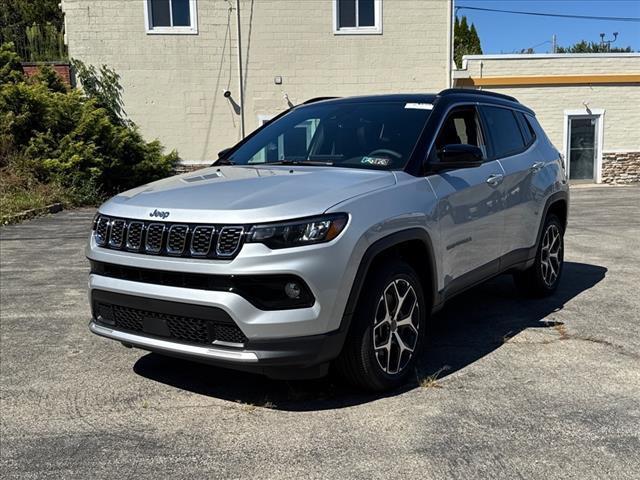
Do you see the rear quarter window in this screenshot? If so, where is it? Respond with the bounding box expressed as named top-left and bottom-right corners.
top-left (515, 111), bottom-right (536, 146)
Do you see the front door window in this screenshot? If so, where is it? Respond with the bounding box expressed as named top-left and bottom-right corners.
top-left (568, 117), bottom-right (597, 181)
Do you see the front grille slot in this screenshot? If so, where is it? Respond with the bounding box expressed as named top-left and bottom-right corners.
top-left (109, 219), bottom-right (126, 248)
top-left (167, 225), bottom-right (189, 255)
top-left (145, 223), bottom-right (165, 253)
top-left (95, 216), bottom-right (110, 246)
top-left (126, 222), bottom-right (144, 251)
top-left (93, 216), bottom-right (247, 259)
top-left (95, 298), bottom-right (247, 346)
top-left (190, 226), bottom-right (215, 256)
top-left (217, 227), bottom-right (244, 257)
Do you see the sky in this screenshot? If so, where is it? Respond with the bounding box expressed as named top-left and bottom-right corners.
top-left (455, 0), bottom-right (640, 54)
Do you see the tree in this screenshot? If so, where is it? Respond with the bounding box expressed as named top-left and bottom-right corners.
top-left (556, 40), bottom-right (633, 53)
top-left (455, 16), bottom-right (483, 68)
top-left (0, 0), bottom-right (65, 61)
top-left (0, 0), bottom-right (63, 30)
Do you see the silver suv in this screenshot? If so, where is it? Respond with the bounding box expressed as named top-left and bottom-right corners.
top-left (88, 89), bottom-right (568, 391)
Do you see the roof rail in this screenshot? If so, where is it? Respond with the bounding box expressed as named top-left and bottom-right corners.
top-left (302, 96), bottom-right (339, 104)
top-left (438, 88), bottom-right (519, 103)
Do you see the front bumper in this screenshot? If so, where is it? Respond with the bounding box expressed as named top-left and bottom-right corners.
top-left (89, 321), bottom-right (344, 379)
top-left (89, 289), bottom-right (347, 379)
top-left (89, 290), bottom-right (344, 379)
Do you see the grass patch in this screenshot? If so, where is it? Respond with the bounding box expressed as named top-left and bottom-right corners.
top-left (0, 167), bottom-right (73, 224)
top-left (416, 366), bottom-right (449, 389)
top-left (554, 323), bottom-right (570, 340)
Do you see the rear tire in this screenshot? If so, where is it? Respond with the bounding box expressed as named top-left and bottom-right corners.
top-left (514, 214), bottom-right (564, 297)
top-left (335, 258), bottom-right (427, 391)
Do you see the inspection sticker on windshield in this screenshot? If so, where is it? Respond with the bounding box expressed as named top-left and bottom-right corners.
top-left (405, 102), bottom-right (433, 110)
top-left (361, 157), bottom-right (391, 166)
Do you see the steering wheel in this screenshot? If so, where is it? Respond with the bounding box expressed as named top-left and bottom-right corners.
top-left (367, 149), bottom-right (402, 159)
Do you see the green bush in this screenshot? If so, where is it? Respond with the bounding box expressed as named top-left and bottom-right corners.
top-left (0, 42), bottom-right (179, 218)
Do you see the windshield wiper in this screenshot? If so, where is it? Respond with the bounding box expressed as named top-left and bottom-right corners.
top-left (263, 160), bottom-right (333, 166)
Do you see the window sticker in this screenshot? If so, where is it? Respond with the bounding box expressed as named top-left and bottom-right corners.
top-left (361, 157), bottom-right (391, 166)
top-left (404, 103), bottom-right (433, 110)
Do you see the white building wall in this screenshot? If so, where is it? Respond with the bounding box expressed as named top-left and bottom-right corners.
top-left (63, 0), bottom-right (451, 163)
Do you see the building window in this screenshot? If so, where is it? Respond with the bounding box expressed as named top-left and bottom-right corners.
top-left (145, 0), bottom-right (198, 34)
top-left (333, 0), bottom-right (382, 34)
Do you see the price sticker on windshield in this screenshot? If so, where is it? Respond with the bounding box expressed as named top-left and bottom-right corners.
top-left (404, 103), bottom-right (433, 110)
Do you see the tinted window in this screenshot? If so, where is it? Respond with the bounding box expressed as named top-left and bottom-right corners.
top-left (515, 112), bottom-right (536, 146)
top-left (434, 107), bottom-right (486, 158)
top-left (482, 106), bottom-right (525, 158)
top-left (227, 102), bottom-right (432, 170)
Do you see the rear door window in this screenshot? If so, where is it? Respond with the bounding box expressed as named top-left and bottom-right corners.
top-left (481, 106), bottom-right (526, 158)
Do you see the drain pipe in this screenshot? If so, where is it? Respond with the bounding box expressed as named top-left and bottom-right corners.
top-left (235, 0), bottom-right (246, 138)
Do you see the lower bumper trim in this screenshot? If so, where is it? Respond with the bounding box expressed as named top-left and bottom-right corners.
top-left (89, 322), bottom-right (259, 362)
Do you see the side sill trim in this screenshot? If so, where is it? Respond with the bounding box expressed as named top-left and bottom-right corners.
top-left (89, 322), bottom-right (259, 363)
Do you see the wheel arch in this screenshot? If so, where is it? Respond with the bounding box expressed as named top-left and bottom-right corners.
top-left (339, 228), bottom-right (438, 335)
top-left (536, 191), bottom-right (569, 248)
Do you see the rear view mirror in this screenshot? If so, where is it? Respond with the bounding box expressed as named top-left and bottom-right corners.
top-left (432, 144), bottom-right (483, 171)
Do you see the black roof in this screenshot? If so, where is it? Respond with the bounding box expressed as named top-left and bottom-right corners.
top-left (301, 88), bottom-right (533, 114)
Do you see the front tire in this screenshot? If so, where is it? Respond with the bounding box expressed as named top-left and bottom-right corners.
top-left (514, 214), bottom-right (564, 297)
top-left (335, 258), bottom-right (426, 391)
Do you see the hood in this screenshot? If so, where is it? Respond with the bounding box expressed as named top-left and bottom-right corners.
top-left (99, 165), bottom-right (396, 223)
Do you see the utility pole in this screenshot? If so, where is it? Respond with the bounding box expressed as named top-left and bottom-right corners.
top-left (552, 34), bottom-right (557, 53)
top-left (235, 0), bottom-right (245, 138)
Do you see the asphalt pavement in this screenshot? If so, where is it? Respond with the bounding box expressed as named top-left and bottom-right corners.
top-left (1, 185), bottom-right (639, 479)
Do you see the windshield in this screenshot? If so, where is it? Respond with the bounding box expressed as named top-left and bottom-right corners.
top-left (223, 101), bottom-right (432, 170)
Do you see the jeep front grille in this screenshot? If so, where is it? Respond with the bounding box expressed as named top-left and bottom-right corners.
top-left (92, 215), bottom-right (246, 259)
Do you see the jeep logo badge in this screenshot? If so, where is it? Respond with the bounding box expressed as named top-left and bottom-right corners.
top-left (149, 209), bottom-right (170, 219)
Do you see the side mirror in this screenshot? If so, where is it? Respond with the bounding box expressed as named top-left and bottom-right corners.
top-left (431, 144), bottom-right (483, 171)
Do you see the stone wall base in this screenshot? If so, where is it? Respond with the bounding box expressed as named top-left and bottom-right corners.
top-left (602, 151), bottom-right (640, 184)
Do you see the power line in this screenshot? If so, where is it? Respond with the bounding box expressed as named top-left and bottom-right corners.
top-left (455, 6), bottom-right (640, 23)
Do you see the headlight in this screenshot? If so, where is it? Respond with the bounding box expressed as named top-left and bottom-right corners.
top-left (246, 213), bottom-right (348, 249)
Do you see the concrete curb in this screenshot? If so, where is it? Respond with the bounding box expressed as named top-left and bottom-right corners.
top-left (2, 203), bottom-right (64, 225)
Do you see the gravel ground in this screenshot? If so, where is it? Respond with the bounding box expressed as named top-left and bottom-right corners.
top-left (1, 185), bottom-right (639, 479)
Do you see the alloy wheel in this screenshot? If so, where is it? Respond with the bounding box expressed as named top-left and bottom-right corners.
top-left (540, 224), bottom-right (562, 287)
top-left (372, 278), bottom-right (420, 375)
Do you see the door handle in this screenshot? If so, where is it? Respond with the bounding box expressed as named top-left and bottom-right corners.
top-left (486, 173), bottom-right (504, 187)
top-left (530, 161), bottom-right (545, 172)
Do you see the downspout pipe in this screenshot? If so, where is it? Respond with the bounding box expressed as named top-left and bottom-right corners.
top-left (236, 0), bottom-right (246, 138)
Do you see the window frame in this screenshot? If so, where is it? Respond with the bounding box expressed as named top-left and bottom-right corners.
top-left (144, 0), bottom-right (199, 35)
top-left (333, 0), bottom-right (383, 35)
